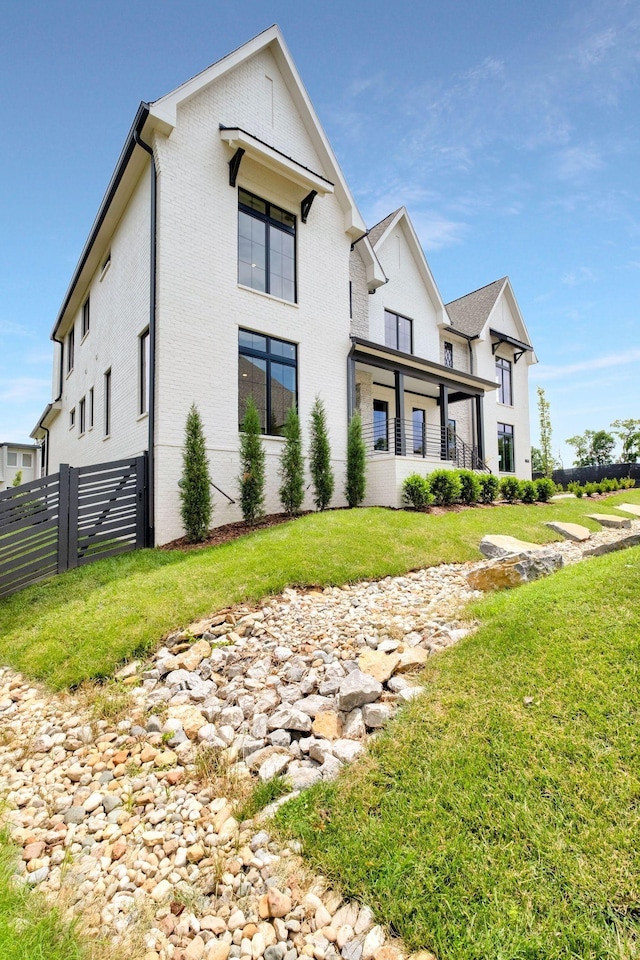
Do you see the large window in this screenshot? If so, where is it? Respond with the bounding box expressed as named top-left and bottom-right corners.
top-left (384, 310), bottom-right (412, 353)
top-left (238, 330), bottom-right (297, 435)
top-left (498, 422), bottom-right (515, 472)
top-left (139, 328), bottom-right (150, 415)
top-left (496, 356), bottom-right (512, 405)
top-left (238, 189), bottom-right (296, 302)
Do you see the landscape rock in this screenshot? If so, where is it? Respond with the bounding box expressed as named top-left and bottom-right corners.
top-left (479, 534), bottom-right (546, 558)
top-left (544, 521), bottom-right (591, 542)
top-left (587, 513), bottom-right (631, 529)
top-left (467, 550), bottom-right (564, 591)
top-left (337, 671), bottom-right (383, 712)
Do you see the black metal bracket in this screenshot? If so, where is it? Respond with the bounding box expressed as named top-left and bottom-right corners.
top-left (228, 148), bottom-right (245, 187)
top-left (513, 349), bottom-right (525, 363)
top-left (301, 190), bottom-right (317, 223)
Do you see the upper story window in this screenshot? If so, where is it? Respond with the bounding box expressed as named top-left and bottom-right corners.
top-left (238, 329), bottom-right (297, 436)
top-left (82, 297), bottom-right (90, 339)
top-left (496, 356), bottom-right (513, 405)
top-left (104, 369), bottom-right (112, 437)
top-left (79, 397), bottom-right (86, 435)
top-left (66, 326), bottom-right (75, 375)
top-left (139, 329), bottom-right (150, 415)
top-left (6, 451), bottom-right (17, 467)
top-left (444, 341), bottom-right (454, 368)
top-left (22, 453), bottom-right (32, 468)
top-left (238, 189), bottom-right (296, 303)
top-left (384, 310), bottom-right (413, 353)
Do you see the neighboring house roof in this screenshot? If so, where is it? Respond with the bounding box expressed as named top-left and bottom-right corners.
top-left (445, 278), bottom-right (507, 337)
top-left (0, 442), bottom-right (38, 450)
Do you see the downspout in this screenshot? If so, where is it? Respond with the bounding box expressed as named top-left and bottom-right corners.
top-left (133, 123), bottom-right (157, 548)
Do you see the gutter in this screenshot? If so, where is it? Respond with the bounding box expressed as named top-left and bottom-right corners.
top-left (132, 129), bottom-right (157, 549)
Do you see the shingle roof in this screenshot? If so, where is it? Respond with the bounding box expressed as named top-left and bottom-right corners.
top-left (445, 277), bottom-right (507, 337)
top-left (367, 209), bottom-right (402, 247)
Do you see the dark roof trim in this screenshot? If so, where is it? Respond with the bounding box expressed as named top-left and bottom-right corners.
top-left (489, 328), bottom-right (532, 352)
top-left (350, 336), bottom-right (498, 393)
top-left (51, 101), bottom-right (151, 340)
top-left (445, 326), bottom-right (478, 342)
top-left (219, 125), bottom-right (334, 187)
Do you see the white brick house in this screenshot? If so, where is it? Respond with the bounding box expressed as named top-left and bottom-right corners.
top-left (32, 25), bottom-right (536, 545)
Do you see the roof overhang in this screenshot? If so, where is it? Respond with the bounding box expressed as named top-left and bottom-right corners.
top-left (219, 127), bottom-right (334, 196)
top-left (489, 328), bottom-right (534, 363)
top-left (351, 337), bottom-right (498, 395)
top-left (352, 234), bottom-right (387, 291)
top-left (30, 401), bottom-right (61, 439)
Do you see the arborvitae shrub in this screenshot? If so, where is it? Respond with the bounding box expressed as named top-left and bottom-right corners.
top-left (535, 477), bottom-right (556, 502)
top-left (179, 403), bottom-right (212, 543)
top-left (457, 469), bottom-right (481, 505)
top-left (345, 413), bottom-right (367, 508)
top-left (308, 396), bottom-right (334, 510)
top-left (520, 479), bottom-right (538, 503)
top-left (402, 473), bottom-right (433, 511)
top-left (478, 473), bottom-right (500, 504)
top-left (278, 406), bottom-right (304, 517)
top-left (499, 476), bottom-right (522, 503)
top-left (428, 469), bottom-right (462, 506)
top-left (238, 396), bottom-right (265, 524)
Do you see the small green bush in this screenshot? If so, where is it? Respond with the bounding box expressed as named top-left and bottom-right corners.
top-left (429, 469), bottom-right (462, 506)
top-left (457, 469), bottom-right (481, 505)
top-left (478, 473), bottom-right (500, 504)
top-left (535, 477), bottom-right (556, 502)
top-left (584, 482), bottom-right (598, 497)
top-left (402, 473), bottom-right (433, 511)
top-left (520, 479), bottom-right (538, 503)
top-left (500, 476), bottom-right (522, 503)
top-left (622, 476), bottom-right (636, 488)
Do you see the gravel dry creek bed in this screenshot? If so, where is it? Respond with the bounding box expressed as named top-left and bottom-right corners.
top-left (0, 515), bottom-right (637, 960)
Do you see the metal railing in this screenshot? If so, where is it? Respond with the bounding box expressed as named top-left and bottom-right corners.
top-left (361, 418), bottom-right (489, 471)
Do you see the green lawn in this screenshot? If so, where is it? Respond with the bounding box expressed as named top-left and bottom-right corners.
top-left (0, 828), bottom-right (87, 960)
top-left (277, 545), bottom-right (640, 960)
top-left (1, 491), bottom-right (639, 689)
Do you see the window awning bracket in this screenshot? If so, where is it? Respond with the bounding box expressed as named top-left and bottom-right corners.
top-left (228, 148), bottom-right (245, 187)
top-left (301, 190), bottom-right (317, 224)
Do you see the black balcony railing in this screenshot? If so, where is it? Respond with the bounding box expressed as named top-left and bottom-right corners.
top-left (361, 418), bottom-right (489, 471)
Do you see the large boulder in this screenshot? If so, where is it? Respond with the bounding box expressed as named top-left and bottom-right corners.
top-left (467, 549), bottom-right (564, 591)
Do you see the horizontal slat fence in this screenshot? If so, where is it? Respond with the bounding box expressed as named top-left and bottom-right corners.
top-left (0, 454), bottom-right (148, 599)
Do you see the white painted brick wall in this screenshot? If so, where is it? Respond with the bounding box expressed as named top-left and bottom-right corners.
top-left (349, 247), bottom-right (369, 339)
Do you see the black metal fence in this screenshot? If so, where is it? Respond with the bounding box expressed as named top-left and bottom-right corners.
top-left (0, 454), bottom-right (148, 599)
top-left (533, 463), bottom-right (640, 486)
top-left (361, 418), bottom-right (489, 471)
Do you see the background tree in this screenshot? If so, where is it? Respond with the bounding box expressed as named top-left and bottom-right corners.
top-left (10, 470), bottom-right (23, 488)
top-left (566, 429), bottom-right (616, 467)
top-left (610, 418), bottom-right (640, 463)
top-left (238, 396), bottom-right (265, 524)
top-left (345, 412), bottom-right (366, 508)
top-left (278, 406), bottom-right (304, 516)
top-left (178, 403), bottom-right (212, 543)
top-left (530, 446), bottom-right (544, 473)
top-left (308, 396), bottom-right (334, 510)
top-left (536, 386), bottom-right (554, 478)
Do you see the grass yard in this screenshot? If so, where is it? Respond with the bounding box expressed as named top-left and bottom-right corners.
top-left (0, 491), bottom-right (639, 689)
top-left (276, 546), bottom-right (640, 960)
top-left (0, 827), bottom-right (87, 960)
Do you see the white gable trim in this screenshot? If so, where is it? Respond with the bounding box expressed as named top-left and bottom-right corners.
top-left (149, 25), bottom-right (366, 237)
top-left (481, 279), bottom-right (538, 364)
top-left (370, 207), bottom-right (449, 326)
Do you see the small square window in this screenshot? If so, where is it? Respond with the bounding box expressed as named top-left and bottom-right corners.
top-left (6, 451), bottom-right (17, 467)
top-left (22, 453), bottom-right (32, 468)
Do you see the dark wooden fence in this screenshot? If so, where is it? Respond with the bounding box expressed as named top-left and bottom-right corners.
top-left (534, 463), bottom-right (640, 486)
top-left (0, 454), bottom-right (148, 599)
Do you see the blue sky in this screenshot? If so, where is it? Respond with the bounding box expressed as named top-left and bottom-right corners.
top-left (1, 0), bottom-right (638, 466)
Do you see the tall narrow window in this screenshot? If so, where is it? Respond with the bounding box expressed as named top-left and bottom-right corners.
top-left (238, 330), bottom-right (297, 435)
top-left (139, 328), bottom-right (150, 415)
top-left (66, 326), bottom-right (75, 374)
top-left (373, 399), bottom-right (389, 451)
top-left (79, 397), bottom-right (86, 435)
top-left (497, 422), bottom-right (515, 472)
top-left (89, 387), bottom-right (94, 428)
top-left (444, 341), bottom-right (454, 368)
top-left (496, 356), bottom-right (512, 405)
top-left (104, 369), bottom-right (111, 437)
top-left (81, 297), bottom-right (90, 338)
top-left (238, 189), bottom-right (296, 302)
top-left (412, 408), bottom-right (425, 455)
top-left (448, 418), bottom-right (457, 459)
top-left (384, 310), bottom-right (413, 353)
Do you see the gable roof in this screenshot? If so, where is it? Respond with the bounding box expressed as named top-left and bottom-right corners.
top-left (367, 209), bottom-right (401, 248)
top-left (445, 278), bottom-right (507, 337)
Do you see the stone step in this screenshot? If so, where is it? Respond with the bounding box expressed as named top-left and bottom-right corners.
top-left (479, 534), bottom-right (546, 559)
top-left (544, 521), bottom-right (591, 542)
top-left (615, 503), bottom-right (640, 518)
top-left (587, 514), bottom-right (632, 529)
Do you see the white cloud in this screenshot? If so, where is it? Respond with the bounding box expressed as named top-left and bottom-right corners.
top-left (554, 146), bottom-right (605, 180)
top-left (536, 349), bottom-right (640, 380)
top-left (561, 266), bottom-right (598, 286)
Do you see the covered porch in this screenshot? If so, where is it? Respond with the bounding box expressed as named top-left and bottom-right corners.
top-left (347, 337), bottom-right (498, 507)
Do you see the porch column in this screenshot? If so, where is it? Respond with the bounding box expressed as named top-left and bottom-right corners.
top-left (394, 371), bottom-right (406, 455)
top-left (475, 394), bottom-right (485, 465)
top-left (347, 354), bottom-right (356, 421)
top-left (439, 384), bottom-right (449, 459)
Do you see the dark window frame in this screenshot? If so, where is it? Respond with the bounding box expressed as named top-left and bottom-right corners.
top-left (497, 422), bottom-right (515, 473)
top-left (412, 407), bottom-right (425, 455)
top-left (79, 396), bottom-right (86, 435)
top-left (81, 297), bottom-right (90, 339)
top-left (444, 341), bottom-right (454, 368)
top-left (66, 326), bottom-right (75, 375)
top-left (104, 368), bottom-right (112, 438)
top-left (89, 387), bottom-right (94, 429)
top-left (496, 355), bottom-right (513, 405)
top-left (139, 328), bottom-right (150, 416)
top-left (238, 329), bottom-right (298, 436)
top-left (373, 398), bottom-right (389, 451)
top-left (238, 189), bottom-right (297, 303)
top-left (384, 310), bottom-right (413, 354)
